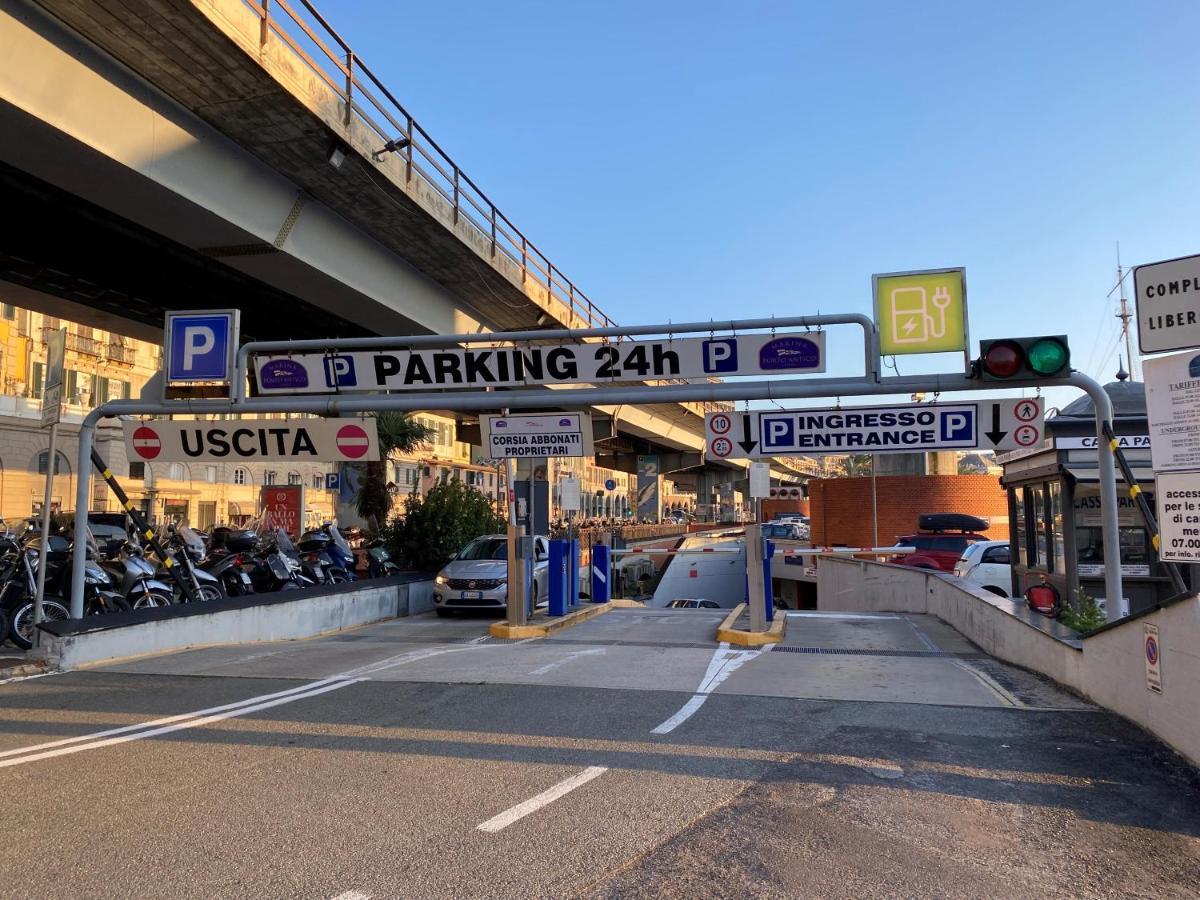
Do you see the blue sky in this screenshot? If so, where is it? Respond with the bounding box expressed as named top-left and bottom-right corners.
top-left (334, 0), bottom-right (1199, 410)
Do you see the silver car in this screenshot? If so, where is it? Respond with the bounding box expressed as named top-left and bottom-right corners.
top-left (433, 534), bottom-right (550, 616)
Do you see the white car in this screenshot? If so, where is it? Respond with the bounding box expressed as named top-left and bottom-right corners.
top-left (433, 534), bottom-right (549, 616)
top-left (953, 540), bottom-right (1012, 597)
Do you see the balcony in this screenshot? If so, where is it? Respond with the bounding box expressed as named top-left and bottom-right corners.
top-left (42, 327), bottom-right (101, 357)
top-left (105, 342), bottom-right (136, 365)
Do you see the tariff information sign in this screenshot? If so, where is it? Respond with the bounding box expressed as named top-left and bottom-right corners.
top-left (252, 332), bottom-right (826, 394)
top-left (1154, 469), bottom-right (1200, 563)
top-left (1144, 350), bottom-right (1200, 472)
top-left (482, 414), bottom-right (594, 459)
top-left (123, 418), bottom-right (379, 463)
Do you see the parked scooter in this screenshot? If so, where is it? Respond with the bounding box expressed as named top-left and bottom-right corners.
top-left (365, 538), bottom-right (401, 578)
top-left (100, 537), bottom-right (174, 609)
top-left (298, 523), bottom-right (355, 584)
top-left (156, 524), bottom-right (226, 603)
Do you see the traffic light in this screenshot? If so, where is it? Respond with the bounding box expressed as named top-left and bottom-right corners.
top-left (977, 336), bottom-right (1070, 381)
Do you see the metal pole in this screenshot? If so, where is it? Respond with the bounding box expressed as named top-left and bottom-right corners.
top-left (870, 454), bottom-right (879, 549)
top-left (70, 417), bottom-right (98, 619)
top-left (1074, 375), bottom-right (1124, 621)
top-left (32, 422), bottom-right (58, 634)
top-left (746, 522), bottom-right (766, 633)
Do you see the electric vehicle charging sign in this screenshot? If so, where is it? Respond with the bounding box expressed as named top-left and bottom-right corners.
top-left (874, 268), bottom-right (968, 356)
top-left (122, 418), bottom-right (379, 462)
top-left (252, 332), bottom-right (826, 394)
top-left (705, 399), bottom-right (1041, 459)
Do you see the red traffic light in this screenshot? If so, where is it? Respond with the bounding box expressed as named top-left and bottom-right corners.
top-left (982, 340), bottom-right (1024, 378)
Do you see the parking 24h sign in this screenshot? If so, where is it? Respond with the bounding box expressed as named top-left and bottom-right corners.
top-left (252, 332), bottom-right (826, 394)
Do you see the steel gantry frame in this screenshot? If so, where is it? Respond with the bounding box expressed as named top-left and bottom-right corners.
top-left (68, 317), bottom-right (1124, 629)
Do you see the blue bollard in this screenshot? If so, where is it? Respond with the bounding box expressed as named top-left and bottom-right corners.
top-left (569, 539), bottom-right (580, 607)
top-left (764, 539), bottom-right (776, 622)
top-left (548, 540), bottom-right (567, 616)
top-left (591, 544), bottom-right (610, 603)
top-left (526, 555), bottom-right (535, 617)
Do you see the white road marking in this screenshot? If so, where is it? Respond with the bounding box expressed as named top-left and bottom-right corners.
top-left (0, 679), bottom-right (361, 769)
top-left (528, 647), bottom-right (606, 676)
top-left (650, 642), bottom-right (772, 735)
top-left (477, 766), bottom-right (608, 833)
top-left (0, 635), bottom-right (535, 768)
top-left (330, 892), bottom-right (371, 900)
top-left (786, 612), bottom-right (901, 620)
top-left (905, 617), bottom-right (942, 652)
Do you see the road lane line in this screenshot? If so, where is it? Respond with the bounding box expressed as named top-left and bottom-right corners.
top-left (477, 766), bottom-right (607, 833)
top-left (651, 642), bottom-right (772, 735)
top-left (528, 647), bottom-right (606, 676)
top-left (0, 679), bottom-right (361, 768)
top-left (0, 676), bottom-right (355, 760)
top-left (330, 891), bottom-right (371, 900)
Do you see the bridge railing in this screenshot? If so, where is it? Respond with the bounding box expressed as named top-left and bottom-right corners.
top-left (244, 0), bottom-right (613, 330)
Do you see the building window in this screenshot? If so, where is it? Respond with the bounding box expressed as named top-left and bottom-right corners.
top-left (287, 472), bottom-right (302, 486)
top-left (128, 461), bottom-right (145, 480)
top-left (30, 361), bottom-right (44, 397)
top-left (37, 450), bottom-right (69, 475)
top-left (168, 463), bottom-right (187, 481)
top-left (312, 473), bottom-right (323, 489)
top-left (265, 471), bottom-right (277, 486)
top-left (233, 467), bottom-right (249, 486)
top-left (1, 303), bottom-right (14, 320)
top-left (205, 465), bottom-right (218, 484)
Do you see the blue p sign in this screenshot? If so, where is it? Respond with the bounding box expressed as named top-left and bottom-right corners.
top-left (323, 355), bottom-right (357, 387)
top-left (762, 416), bottom-right (794, 450)
top-left (702, 339), bottom-right (738, 373)
top-left (166, 312), bottom-right (237, 383)
top-left (940, 410), bottom-right (974, 443)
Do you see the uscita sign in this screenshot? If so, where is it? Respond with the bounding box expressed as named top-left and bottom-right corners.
top-left (123, 418), bottom-right (379, 462)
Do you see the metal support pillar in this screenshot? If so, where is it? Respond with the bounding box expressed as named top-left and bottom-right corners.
top-left (32, 422), bottom-right (58, 634)
top-left (746, 523), bottom-right (766, 633)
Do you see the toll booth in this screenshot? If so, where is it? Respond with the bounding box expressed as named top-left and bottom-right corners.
top-left (999, 378), bottom-right (1185, 615)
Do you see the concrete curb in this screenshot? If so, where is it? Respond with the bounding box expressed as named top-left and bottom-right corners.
top-left (0, 661), bottom-right (47, 680)
top-left (608, 598), bottom-right (645, 608)
top-left (716, 603), bottom-right (787, 646)
top-left (489, 602), bottom-right (613, 640)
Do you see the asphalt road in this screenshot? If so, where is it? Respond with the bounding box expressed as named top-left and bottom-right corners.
top-left (0, 609), bottom-right (1197, 899)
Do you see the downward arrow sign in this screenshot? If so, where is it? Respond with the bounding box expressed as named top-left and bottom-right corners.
top-left (985, 403), bottom-right (1007, 446)
top-left (738, 415), bottom-right (758, 454)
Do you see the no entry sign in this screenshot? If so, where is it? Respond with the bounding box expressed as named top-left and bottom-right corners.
top-left (123, 418), bottom-right (379, 463)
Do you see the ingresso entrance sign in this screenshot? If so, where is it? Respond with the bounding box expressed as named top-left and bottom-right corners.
top-left (705, 399), bottom-right (1044, 459)
top-left (69, 313), bottom-right (1123, 630)
top-left (251, 331), bottom-right (826, 393)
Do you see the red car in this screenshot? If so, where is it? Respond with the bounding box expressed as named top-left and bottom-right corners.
top-left (891, 514), bottom-right (990, 572)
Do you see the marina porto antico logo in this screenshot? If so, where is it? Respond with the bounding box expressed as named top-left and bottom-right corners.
top-left (758, 336), bottom-right (821, 370)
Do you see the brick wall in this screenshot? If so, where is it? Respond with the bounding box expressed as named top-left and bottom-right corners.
top-left (810, 474), bottom-right (1009, 547)
top-left (763, 499), bottom-right (809, 520)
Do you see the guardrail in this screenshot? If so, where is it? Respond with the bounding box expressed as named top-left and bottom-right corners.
top-left (243, 0), bottom-right (612, 330)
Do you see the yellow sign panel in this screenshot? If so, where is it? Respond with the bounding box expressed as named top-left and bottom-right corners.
top-left (874, 268), bottom-right (967, 356)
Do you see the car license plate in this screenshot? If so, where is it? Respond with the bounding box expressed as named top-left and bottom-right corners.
top-left (461, 591), bottom-right (483, 599)
top-left (239, 572), bottom-right (252, 585)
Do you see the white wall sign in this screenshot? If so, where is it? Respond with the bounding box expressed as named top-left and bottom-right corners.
top-left (1155, 469), bottom-right (1200, 563)
top-left (253, 332), bottom-right (826, 394)
top-left (482, 414), bottom-right (594, 459)
top-left (1133, 253), bottom-right (1200, 354)
top-left (1144, 622), bottom-right (1163, 694)
top-left (1144, 350), bottom-right (1200, 473)
top-left (705, 399), bottom-right (1042, 459)
top-left (123, 418), bottom-right (379, 463)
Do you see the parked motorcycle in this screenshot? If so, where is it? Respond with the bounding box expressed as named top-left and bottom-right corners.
top-left (298, 524), bottom-right (355, 584)
top-left (365, 539), bottom-right (400, 578)
top-left (100, 538), bottom-right (174, 609)
top-left (155, 524), bottom-right (226, 603)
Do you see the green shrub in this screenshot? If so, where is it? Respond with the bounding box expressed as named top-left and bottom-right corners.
top-left (1059, 587), bottom-right (1106, 633)
top-left (383, 479), bottom-right (506, 572)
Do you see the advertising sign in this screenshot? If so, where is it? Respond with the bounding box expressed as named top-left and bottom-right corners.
top-left (637, 454), bottom-right (661, 521)
top-left (1144, 350), bottom-right (1200, 473)
top-left (481, 414), bottom-right (594, 459)
top-left (123, 418), bottom-right (379, 463)
top-left (705, 399), bottom-right (1042, 460)
top-left (260, 485), bottom-right (303, 537)
top-left (252, 332), bottom-right (826, 394)
top-left (1154, 469), bottom-right (1200, 563)
top-left (873, 268), bottom-right (967, 356)
top-left (1133, 253), bottom-right (1200, 354)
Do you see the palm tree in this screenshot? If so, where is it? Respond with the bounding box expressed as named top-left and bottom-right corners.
top-left (843, 454), bottom-right (873, 477)
top-left (355, 412), bottom-right (434, 531)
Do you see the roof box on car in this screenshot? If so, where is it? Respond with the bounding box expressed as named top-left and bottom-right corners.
top-left (917, 513), bottom-right (989, 533)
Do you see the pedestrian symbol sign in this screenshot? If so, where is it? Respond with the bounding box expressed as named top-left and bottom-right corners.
top-left (874, 268), bottom-right (968, 356)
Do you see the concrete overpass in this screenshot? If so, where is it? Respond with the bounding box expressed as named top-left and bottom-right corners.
top-left (0, 0), bottom-right (812, 489)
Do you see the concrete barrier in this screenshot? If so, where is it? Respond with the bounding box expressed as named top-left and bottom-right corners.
top-left (818, 557), bottom-right (1200, 767)
top-left (36, 575), bottom-right (433, 670)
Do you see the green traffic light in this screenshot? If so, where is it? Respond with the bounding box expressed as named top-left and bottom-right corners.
top-left (1026, 338), bottom-right (1069, 375)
